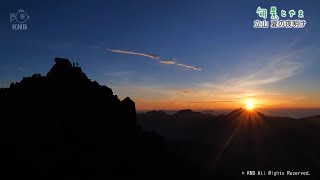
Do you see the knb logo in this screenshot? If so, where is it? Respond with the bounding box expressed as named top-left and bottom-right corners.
top-left (10, 9), bottom-right (30, 30)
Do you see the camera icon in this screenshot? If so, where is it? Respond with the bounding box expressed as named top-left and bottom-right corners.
top-left (10, 9), bottom-right (30, 24)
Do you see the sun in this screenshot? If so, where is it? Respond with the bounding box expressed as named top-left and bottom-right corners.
top-left (246, 100), bottom-right (255, 110)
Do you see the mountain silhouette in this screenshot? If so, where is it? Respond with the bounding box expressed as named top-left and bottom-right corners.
top-left (0, 58), bottom-right (192, 179)
top-left (144, 110), bottom-right (170, 118)
top-left (138, 109), bottom-right (320, 179)
top-left (173, 109), bottom-right (215, 119)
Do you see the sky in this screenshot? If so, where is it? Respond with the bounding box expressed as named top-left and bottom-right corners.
top-left (1, 0), bottom-right (320, 111)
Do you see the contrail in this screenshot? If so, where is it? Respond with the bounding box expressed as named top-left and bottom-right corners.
top-left (107, 49), bottom-right (160, 59)
top-left (161, 61), bottom-right (202, 71)
top-left (107, 48), bottom-right (202, 70)
top-left (176, 63), bottom-right (202, 71)
top-left (160, 60), bottom-right (176, 65)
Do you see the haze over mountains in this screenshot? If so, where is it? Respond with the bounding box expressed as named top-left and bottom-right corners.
top-left (1, 58), bottom-right (319, 179)
top-left (138, 109), bottom-right (320, 143)
top-left (138, 109), bottom-right (320, 178)
top-left (138, 108), bottom-right (319, 143)
top-left (138, 109), bottom-right (320, 119)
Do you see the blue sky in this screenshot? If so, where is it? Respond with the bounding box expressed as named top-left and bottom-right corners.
top-left (1, 0), bottom-right (320, 110)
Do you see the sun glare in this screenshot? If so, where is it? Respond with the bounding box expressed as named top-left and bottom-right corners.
top-left (246, 100), bottom-right (254, 110)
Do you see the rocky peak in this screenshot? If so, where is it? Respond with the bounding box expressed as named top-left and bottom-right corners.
top-left (46, 57), bottom-right (88, 81)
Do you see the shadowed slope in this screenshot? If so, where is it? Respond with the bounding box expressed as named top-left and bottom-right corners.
top-left (0, 58), bottom-right (172, 179)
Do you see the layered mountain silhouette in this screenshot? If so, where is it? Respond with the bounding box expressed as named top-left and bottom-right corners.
top-left (139, 109), bottom-right (320, 178)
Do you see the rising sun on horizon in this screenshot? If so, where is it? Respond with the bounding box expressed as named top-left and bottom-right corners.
top-left (246, 100), bottom-right (255, 110)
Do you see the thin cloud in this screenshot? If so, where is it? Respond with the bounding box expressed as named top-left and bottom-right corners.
top-left (107, 49), bottom-right (160, 59)
top-left (192, 50), bottom-right (306, 107)
top-left (160, 60), bottom-right (202, 71)
top-left (233, 59), bottom-right (302, 87)
top-left (107, 48), bottom-right (202, 71)
top-left (176, 63), bottom-right (202, 71)
top-left (199, 54), bottom-right (303, 90)
top-left (188, 100), bottom-right (239, 103)
top-left (161, 61), bottom-right (202, 71)
top-left (160, 60), bottom-right (176, 65)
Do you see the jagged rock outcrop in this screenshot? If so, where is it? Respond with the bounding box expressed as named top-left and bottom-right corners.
top-left (0, 58), bottom-right (167, 179)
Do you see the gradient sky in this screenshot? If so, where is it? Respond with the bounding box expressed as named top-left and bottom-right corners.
top-left (1, 0), bottom-right (320, 110)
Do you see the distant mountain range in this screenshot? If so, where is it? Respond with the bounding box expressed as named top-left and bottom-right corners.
top-left (138, 109), bottom-right (320, 143)
top-left (138, 108), bottom-right (320, 119)
top-left (138, 109), bottom-right (320, 178)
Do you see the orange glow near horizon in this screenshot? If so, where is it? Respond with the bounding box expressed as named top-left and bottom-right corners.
top-left (119, 91), bottom-right (320, 111)
top-left (134, 99), bottom-right (320, 111)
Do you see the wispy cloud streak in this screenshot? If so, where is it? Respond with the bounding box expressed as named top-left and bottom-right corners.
top-left (107, 49), bottom-right (160, 59)
top-left (192, 50), bottom-right (307, 107)
top-left (107, 48), bottom-right (202, 71)
top-left (160, 60), bottom-right (176, 65)
top-left (160, 60), bottom-right (202, 71)
top-left (199, 53), bottom-right (303, 90)
top-left (188, 100), bottom-right (239, 103)
top-left (176, 63), bottom-right (202, 71)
